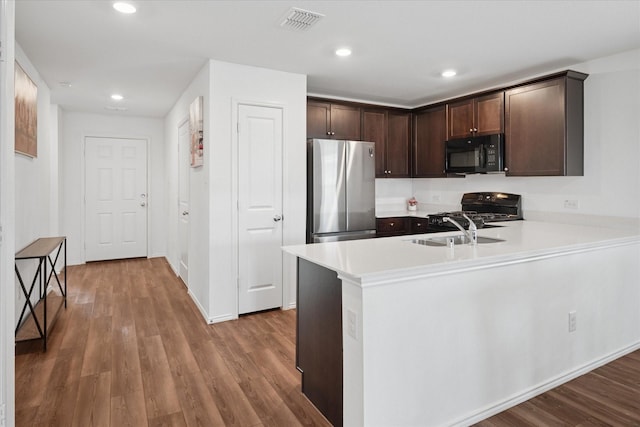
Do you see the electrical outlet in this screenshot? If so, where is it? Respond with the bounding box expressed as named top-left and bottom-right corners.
top-left (564, 199), bottom-right (579, 209)
top-left (568, 311), bottom-right (577, 332)
top-left (347, 309), bottom-right (358, 340)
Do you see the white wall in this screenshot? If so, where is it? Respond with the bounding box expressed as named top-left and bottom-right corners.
top-left (14, 44), bottom-right (59, 324)
top-left (208, 60), bottom-right (306, 320)
top-left (406, 49), bottom-right (640, 222)
top-left (164, 61), bottom-right (211, 319)
top-left (60, 112), bottom-right (165, 265)
top-left (164, 60), bottom-right (306, 323)
top-left (0, 1), bottom-right (16, 424)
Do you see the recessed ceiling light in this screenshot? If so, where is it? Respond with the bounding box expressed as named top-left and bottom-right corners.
top-left (113, 2), bottom-right (136, 14)
top-left (111, 94), bottom-right (124, 101)
top-left (441, 69), bottom-right (457, 78)
top-left (335, 48), bottom-right (352, 57)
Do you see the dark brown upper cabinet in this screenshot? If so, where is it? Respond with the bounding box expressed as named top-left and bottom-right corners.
top-left (307, 100), bottom-right (361, 140)
top-left (446, 92), bottom-right (504, 140)
top-left (413, 106), bottom-right (447, 178)
top-left (504, 71), bottom-right (587, 176)
top-left (308, 69), bottom-right (586, 179)
top-left (363, 109), bottom-right (411, 178)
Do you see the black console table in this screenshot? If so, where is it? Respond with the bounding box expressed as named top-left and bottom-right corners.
top-left (15, 236), bottom-right (67, 352)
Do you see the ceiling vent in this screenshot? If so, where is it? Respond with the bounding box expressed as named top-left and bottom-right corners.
top-left (280, 7), bottom-right (324, 31)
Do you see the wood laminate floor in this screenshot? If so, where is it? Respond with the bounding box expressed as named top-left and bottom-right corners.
top-left (473, 348), bottom-right (640, 427)
top-left (15, 257), bottom-right (640, 426)
top-left (15, 258), bottom-right (331, 427)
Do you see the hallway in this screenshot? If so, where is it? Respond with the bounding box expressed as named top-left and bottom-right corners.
top-left (15, 258), bottom-right (330, 426)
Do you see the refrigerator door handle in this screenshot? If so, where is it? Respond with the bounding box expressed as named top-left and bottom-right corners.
top-left (345, 140), bottom-right (376, 232)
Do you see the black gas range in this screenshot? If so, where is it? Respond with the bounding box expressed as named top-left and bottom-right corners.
top-left (427, 192), bottom-right (523, 231)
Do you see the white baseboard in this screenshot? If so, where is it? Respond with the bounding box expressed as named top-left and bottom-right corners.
top-left (284, 301), bottom-right (296, 310)
top-left (186, 289), bottom-right (236, 324)
top-left (187, 289), bottom-right (209, 322)
top-left (452, 341), bottom-right (640, 426)
top-left (208, 313), bottom-right (235, 324)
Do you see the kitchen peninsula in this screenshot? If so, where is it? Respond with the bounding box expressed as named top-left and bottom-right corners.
top-left (284, 220), bottom-right (640, 426)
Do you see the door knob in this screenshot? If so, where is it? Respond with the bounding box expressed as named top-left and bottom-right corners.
top-left (182, 211), bottom-right (189, 216)
top-left (140, 201), bottom-right (146, 207)
top-left (273, 215), bottom-right (282, 222)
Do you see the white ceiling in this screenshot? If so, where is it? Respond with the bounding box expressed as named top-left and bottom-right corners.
top-left (15, 0), bottom-right (640, 118)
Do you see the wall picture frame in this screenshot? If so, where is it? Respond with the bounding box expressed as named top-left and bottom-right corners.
top-left (15, 62), bottom-right (38, 158)
top-left (189, 96), bottom-right (203, 167)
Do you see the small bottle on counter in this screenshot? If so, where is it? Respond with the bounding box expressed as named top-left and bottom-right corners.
top-left (407, 197), bottom-right (418, 211)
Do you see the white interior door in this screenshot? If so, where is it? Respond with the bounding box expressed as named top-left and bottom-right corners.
top-left (178, 120), bottom-right (190, 285)
top-left (85, 137), bottom-right (148, 262)
top-left (238, 104), bottom-right (283, 314)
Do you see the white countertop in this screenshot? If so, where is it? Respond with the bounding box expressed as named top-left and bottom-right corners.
top-left (376, 205), bottom-right (447, 218)
top-left (283, 220), bottom-right (640, 285)
top-left (375, 209), bottom-right (429, 218)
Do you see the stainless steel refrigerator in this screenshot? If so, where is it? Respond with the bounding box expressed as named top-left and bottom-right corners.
top-left (307, 139), bottom-right (376, 243)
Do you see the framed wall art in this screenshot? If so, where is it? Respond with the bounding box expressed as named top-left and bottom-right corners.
top-left (189, 96), bottom-right (203, 167)
top-left (15, 62), bottom-right (38, 158)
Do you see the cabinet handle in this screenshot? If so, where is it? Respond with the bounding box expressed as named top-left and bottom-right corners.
top-left (390, 222), bottom-right (395, 226)
top-left (474, 128), bottom-right (478, 132)
top-left (504, 167), bottom-right (509, 172)
top-left (327, 131), bottom-right (331, 135)
top-left (416, 223), bottom-right (422, 226)
top-left (331, 131), bottom-right (335, 136)
top-left (388, 170), bottom-right (392, 174)
top-left (470, 128), bottom-right (474, 132)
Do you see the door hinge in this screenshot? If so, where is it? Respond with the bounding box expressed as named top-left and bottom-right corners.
top-left (236, 122), bottom-right (240, 134)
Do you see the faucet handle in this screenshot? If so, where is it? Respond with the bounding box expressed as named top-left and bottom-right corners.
top-left (461, 213), bottom-right (477, 230)
top-left (461, 213), bottom-right (478, 245)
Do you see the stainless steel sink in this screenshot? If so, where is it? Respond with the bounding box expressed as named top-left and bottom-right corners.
top-left (410, 235), bottom-right (505, 246)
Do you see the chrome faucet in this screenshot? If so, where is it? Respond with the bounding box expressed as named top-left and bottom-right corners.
top-left (443, 214), bottom-right (478, 245)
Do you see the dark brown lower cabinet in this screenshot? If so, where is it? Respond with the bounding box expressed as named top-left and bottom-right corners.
top-left (376, 217), bottom-right (410, 237)
top-left (411, 217), bottom-right (429, 233)
top-left (297, 258), bottom-right (343, 427)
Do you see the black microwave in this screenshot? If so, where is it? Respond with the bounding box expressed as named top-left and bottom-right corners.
top-left (445, 134), bottom-right (504, 174)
